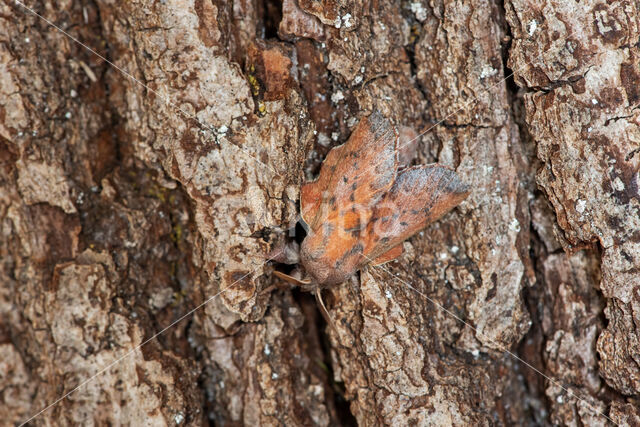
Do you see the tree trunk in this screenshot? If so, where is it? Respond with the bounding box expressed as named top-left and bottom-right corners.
top-left (1, 0), bottom-right (639, 425)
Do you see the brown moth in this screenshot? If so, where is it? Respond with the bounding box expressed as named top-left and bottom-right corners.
top-left (272, 111), bottom-right (469, 296)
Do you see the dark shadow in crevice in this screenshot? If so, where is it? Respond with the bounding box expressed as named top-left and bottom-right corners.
top-left (294, 287), bottom-right (358, 427)
top-left (260, 0), bottom-right (283, 39)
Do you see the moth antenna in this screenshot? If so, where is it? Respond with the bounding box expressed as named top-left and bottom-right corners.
top-left (315, 288), bottom-right (338, 335)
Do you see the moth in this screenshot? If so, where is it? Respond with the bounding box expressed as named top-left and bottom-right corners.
top-left (271, 111), bottom-right (469, 311)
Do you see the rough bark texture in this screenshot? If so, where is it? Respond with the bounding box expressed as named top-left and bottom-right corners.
top-left (1, 0), bottom-right (639, 425)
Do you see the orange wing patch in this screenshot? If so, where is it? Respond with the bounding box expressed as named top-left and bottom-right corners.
top-left (371, 244), bottom-right (403, 266)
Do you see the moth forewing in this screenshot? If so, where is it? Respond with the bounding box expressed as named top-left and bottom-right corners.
top-left (300, 110), bottom-right (398, 231)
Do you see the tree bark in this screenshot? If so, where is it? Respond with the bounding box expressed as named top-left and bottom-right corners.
top-left (1, 0), bottom-right (639, 425)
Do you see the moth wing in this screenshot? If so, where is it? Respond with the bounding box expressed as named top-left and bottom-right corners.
top-left (371, 244), bottom-right (403, 266)
top-left (301, 111), bottom-right (398, 231)
top-left (362, 165), bottom-right (470, 263)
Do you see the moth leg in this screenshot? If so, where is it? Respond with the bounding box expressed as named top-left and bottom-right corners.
top-left (259, 283), bottom-right (279, 295)
top-left (272, 270), bottom-right (311, 286)
top-left (314, 288), bottom-right (338, 335)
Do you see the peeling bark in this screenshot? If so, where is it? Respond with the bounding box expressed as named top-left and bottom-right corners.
top-left (1, 0), bottom-right (639, 425)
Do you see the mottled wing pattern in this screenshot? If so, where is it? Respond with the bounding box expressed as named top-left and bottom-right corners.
top-left (362, 165), bottom-right (470, 265)
top-left (300, 111), bottom-right (399, 234)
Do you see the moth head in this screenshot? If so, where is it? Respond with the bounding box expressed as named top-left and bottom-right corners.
top-left (299, 231), bottom-right (329, 284)
top-left (300, 231), bottom-right (356, 287)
